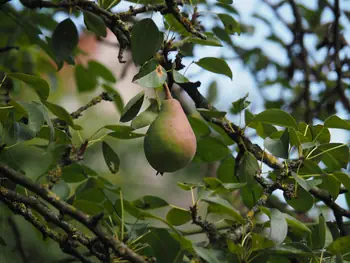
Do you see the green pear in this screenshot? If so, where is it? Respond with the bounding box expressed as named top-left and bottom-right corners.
top-left (144, 98), bottom-right (197, 173)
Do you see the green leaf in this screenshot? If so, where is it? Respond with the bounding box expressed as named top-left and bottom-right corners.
top-left (255, 123), bottom-right (278, 139)
top-left (193, 246), bottom-right (223, 263)
top-left (217, 155), bottom-right (235, 183)
top-left (208, 123), bottom-right (235, 145)
top-left (105, 125), bottom-right (145, 139)
top-left (7, 73), bottom-right (50, 100)
top-left (187, 116), bottom-right (211, 138)
top-left (166, 207), bottom-right (191, 226)
top-left (164, 14), bottom-right (189, 36)
top-left (264, 129), bottom-right (289, 159)
top-left (102, 141), bottom-right (120, 174)
top-left (324, 115), bottom-right (350, 130)
top-left (132, 60), bottom-right (167, 88)
top-left (227, 239), bottom-right (244, 254)
top-left (204, 177), bottom-right (245, 193)
top-left (88, 60), bottom-right (116, 83)
top-left (311, 214), bottom-right (326, 249)
top-left (75, 64), bottom-right (98, 92)
top-left (132, 195), bottom-right (168, 210)
top-left (269, 242), bottom-right (315, 257)
top-left (207, 81), bottom-right (218, 104)
top-left (37, 127), bottom-right (70, 144)
top-left (241, 184), bottom-right (263, 208)
top-left (176, 182), bottom-right (199, 191)
top-left (17, 102), bottom-right (45, 134)
top-left (62, 163), bottom-right (97, 183)
top-left (217, 13), bottom-right (240, 35)
top-left (195, 57), bottom-right (232, 79)
top-left (187, 32), bottom-right (223, 47)
top-left (196, 137), bottom-right (230, 162)
top-left (131, 18), bottom-right (163, 65)
top-left (203, 196), bottom-right (244, 223)
top-left (286, 187), bottom-right (314, 212)
top-left (318, 174), bottom-right (340, 199)
top-left (197, 108), bottom-right (227, 119)
top-left (52, 18), bottom-right (78, 62)
top-left (42, 100), bottom-right (81, 130)
top-left (251, 109), bottom-right (298, 129)
top-left (327, 236), bottom-right (350, 255)
top-left (251, 233), bottom-right (274, 252)
top-left (52, 180), bottom-right (70, 201)
top-left (309, 143), bottom-right (349, 171)
top-left (83, 11), bottom-right (107, 37)
top-left (203, 177), bottom-right (224, 190)
top-left (217, 0), bottom-right (232, 4)
top-left (131, 99), bottom-right (159, 129)
top-left (269, 209), bottom-right (288, 245)
top-left (173, 70), bottom-right (189, 83)
top-left (142, 228), bottom-right (184, 263)
top-left (213, 26), bottom-right (234, 47)
top-left (291, 172), bottom-right (314, 191)
top-left (231, 93), bottom-right (250, 114)
top-left (334, 172), bottom-right (350, 191)
top-left (238, 152), bottom-right (259, 184)
top-left (73, 199), bottom-right (104, 215)
top-left (284, 214), bottom-right (311, 235)
top-left (120, 91), bottom-right (145, 122)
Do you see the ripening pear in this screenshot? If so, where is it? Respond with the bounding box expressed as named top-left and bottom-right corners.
top-left (144, 98), bottom-right (197, 173)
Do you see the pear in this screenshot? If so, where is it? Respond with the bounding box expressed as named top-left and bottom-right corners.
top-left (144, 98), bottom-right (197, 173)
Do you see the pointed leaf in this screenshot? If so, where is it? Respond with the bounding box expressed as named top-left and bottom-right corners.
top-left (203, 196), bottom-right (244, 223)
top-left (327, 236), bottom-right (350, 255)
top-left (251, 109), bottom-right (298, 129)
top-left (83, 11), bottom-right (107, 37)
top-left (196, 137), bottom-right (230, 162)
top-left (102, 141), bottom-right (120, 174)
top-left (133, 60), bottom-right (167, 88)
top-left (131, 99), bottom-right (159, 129)
top-left (105, 125), bottom-right (145, 139)
top-left (195, 57), bottom-right (232, 79)
top-left (120, 91), bottom-right (145, 122)
top-left (173, 70), bottom-right (189, 83)
top-left (42, 100), bottom-right (81, 130)
top-left (269, 209), bottom-right (288, 245)
top-left (131, 18), bottom-right (163, 65)
top-left (166, 207), bottom-right (191, 226)
top-left (132, 195), bottom-right (168, 210)
top-left (52, 18), bottom-right (78, 62)
top-left (217, 13), bottom-right (240, 35)
top-left (7, 73), bottom-right (50, 100)
top-left (324, 115), bottom-right (350, 130)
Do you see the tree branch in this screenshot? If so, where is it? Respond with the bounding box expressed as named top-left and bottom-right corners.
top-left (1, 198), bottom-right (95, 263)
top-left (0, 186), bottom-right (107, 261)
top-left (0, 164), bottom-right (148, 263)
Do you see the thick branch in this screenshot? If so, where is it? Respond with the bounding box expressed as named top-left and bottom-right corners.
top-left (1, 198), bottom-right (95, 263)
top-left (0, 186), bottom-right (106, 261)
top-left (0, 163), bottom-right (148, 263)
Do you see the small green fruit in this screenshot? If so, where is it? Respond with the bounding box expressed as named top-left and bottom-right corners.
top-left (144, 98), bottom-right (197, 173)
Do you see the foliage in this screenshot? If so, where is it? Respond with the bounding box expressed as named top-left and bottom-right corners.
top-left (0, 0), bottom-right (349, 263)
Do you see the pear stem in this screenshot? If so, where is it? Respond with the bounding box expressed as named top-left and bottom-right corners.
top-left (163, 82), bottom-right (173, 100)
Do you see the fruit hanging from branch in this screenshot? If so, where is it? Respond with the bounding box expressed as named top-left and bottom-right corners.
top-left (143, 83), bottom-right (197, 174)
